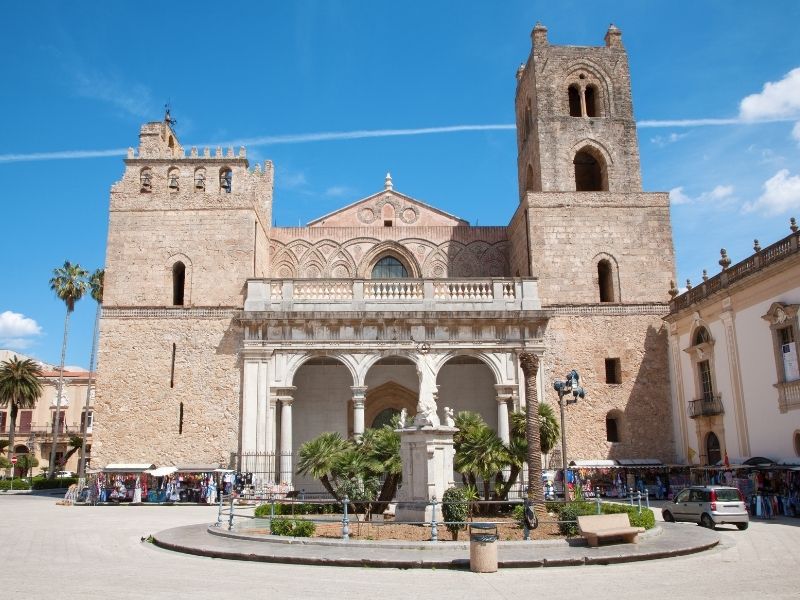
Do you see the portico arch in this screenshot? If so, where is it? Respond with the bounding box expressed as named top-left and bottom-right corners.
top-left (436, 354), bottom-right (500, 433)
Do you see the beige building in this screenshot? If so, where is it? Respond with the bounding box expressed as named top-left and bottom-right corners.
top-left (92, 23), bottom-right (677, 491)
top-left (0, 350), bottom-right (95, 475)
top-left (665, 224), bottom-right (800, 465)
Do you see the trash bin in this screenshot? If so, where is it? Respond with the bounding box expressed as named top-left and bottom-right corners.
top-left (469, 523), bottom-right (498, 573)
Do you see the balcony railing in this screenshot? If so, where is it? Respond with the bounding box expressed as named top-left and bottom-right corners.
top-left (245, 277), bottom-right (540, 312)
top-left (0, 424), bottom-right (90, 438)
top-left (688, 395), bottom-right (724, 418)
top-left (671, 231), bottom-right (800, 312)
top-left (777, 379), bottom-right (800, 413)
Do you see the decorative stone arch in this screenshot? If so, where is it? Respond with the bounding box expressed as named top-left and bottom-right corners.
top-left (704, 430), bottom-right (722, 466)
top-left (684, 318), bottom-right (719, 404)
top-left (167, 166), bottom-right (180, 192)
top-left (358, 350), bottom-right (419, 384)
top-left (284, 352), bottom-right (358, 389)
top-left (592, 252), bottom-right (621, 303)
top-left (435, 350), bottom-right (504, 385)
top-left (324, 249), bottom-right (357, 279)
top-left (569, 139), bottom-right (612, 192)
top-left (563, 60), bottom-right (613, 117)
top-left (363, 381), bottom-right (418, 429)
top-left (357, 241), bottom-right (421, 279)
top-left (525, 163), bottom-right (535, 192)
top-left (296, 247), bottom-right (326, 279)
top-left (422, 249), bottom-right (450, 278)
top-left (165, 253), bottom-right (192, 306)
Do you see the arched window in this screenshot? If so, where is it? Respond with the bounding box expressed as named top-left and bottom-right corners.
top-left (598, 259), bottom-right (615, 302)
top-left (167, 167), bottom-right (179, 192)
top-left (194, 168), bottom-right (206, 191)
top-left (140, 167), bottom-right (152, 193)
top-left (219, 167), bottom-right (232, 193)
top-left (568, 85), bottom-right (582, 117)
top-left (372, 256), bottom-right (408, 279)
top-left (172, 262), bottom-right (186, 306)
top-left (606, 412), bottom-right (620, 442)
top-left (525, 164), bottom-right (534, 192)
top-left (574, 149), bottom-right (606, 191)
top-left (705, 432), bottom-right (721, 466)
top-left (372, 408), bottom-right (400, 429)
top-left (585, 85), bottom-right (599, 117)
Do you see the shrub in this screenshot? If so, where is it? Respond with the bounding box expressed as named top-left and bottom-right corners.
top-left (255, 502), bottom-right (328, 518)
top-left (556, 501), bottom-right (594, 536)
top-left (254, 503), bottom-right (272, 518)
top-left (0, 479), bottom-right (31, 491)
top-left (600, 502), bottom-right (656, 530)
top-left (269, 517), bottom-right (316, 537)
top-left (32, 477), bottom-right (78, 490)
top-left (442, 487), bottom-right (469, 540)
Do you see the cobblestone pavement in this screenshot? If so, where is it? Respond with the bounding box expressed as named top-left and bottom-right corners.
top-left (2, 494), bottom-right (799, 599)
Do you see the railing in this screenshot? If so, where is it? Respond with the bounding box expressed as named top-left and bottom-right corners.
top-left (244, 277), bottom-right (539, 312)
top-left (688, 395), bottom-right (724, 418)
top-left (0, 424), bottom-right (87, 437)
top-left (777, 379), bottom-right (800, 412)
top-left (671, 231), bottom-right (799, 312)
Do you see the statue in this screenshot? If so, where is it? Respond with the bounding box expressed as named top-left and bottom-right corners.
top-left (414, 351), bottom-right (441, 427)
top-left (443, 406), bottom-right (455, 427)
top-left (398, 408), bottom-right (407, 428)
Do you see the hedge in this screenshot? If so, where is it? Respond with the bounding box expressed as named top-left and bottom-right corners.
top-left (553, 501), bottom-right (656, 536)
top-left (269, 517), bottom-right (316, 537)
top-left (0, 479), bottom-right (31, 491)
top-left (254, 502), bottom-right (335, 518)
top-left (31, 477), bottom-right (78, 490)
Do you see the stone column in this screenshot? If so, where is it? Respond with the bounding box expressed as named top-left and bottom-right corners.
top-left (256, 361), bottom-right (268, 454)
top-left (519, 352), bottom-right (545, 510)
top-left (351, 386), bottom-right (368, 438)
top-left (720, 301), bottom-right (751, 457)
top-left (494, 385), bottom-right (514, 444)
top-left (268, 397), bottom-right (278, 480)
top-left (240, 359), bottom-right (259, 454)
top-left (277, 387), bottom-right (296, 486)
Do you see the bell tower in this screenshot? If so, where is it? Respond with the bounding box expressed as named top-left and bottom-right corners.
top-left (515, 23), bottom-right (642, 198)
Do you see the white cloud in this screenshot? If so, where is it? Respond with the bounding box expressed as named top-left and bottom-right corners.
top-left (0, 311), bottom-right (42, 351)
top-left (742, 169), bottom-right (800, 216)
top-left (669, 185), bottom-right (734, 206)
top-left (669, 187), bottom-right (692, 205)
top-left (650, 132), bottom-right (688, 147)
top-left (325, 186), bottom-right (351, 197)
top-left (277, 169), bottom-right (308, 190)
top-left (740, 67), bottom-right (800, 121)
top-left (73, 69), bottom-right (154, 119)
top-left (0, 311), bottom-right (42, 338)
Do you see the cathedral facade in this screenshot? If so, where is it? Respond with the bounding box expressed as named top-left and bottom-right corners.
top-left (92, 24), bottom-right (676, 491)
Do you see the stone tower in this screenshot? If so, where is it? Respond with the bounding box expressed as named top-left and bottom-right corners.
top-left (508, 24), bottom-right (677, 463)
top-left (91, 116), bottom-right (274, 466)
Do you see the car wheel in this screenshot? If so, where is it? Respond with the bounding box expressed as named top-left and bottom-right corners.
top-left (663, 510), bottom-right (675, 523)
top-left (736, 522), bottom-right (749, 531)
top-left (700, 513), bottom-right (715, 529)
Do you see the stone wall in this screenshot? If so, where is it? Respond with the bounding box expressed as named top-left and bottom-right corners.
top-left (523, 191), bottom-right (674, 305)
top-left (540, 313), bottom-right (675, 463)
top-left (91, 314), bottom-right (241, 466)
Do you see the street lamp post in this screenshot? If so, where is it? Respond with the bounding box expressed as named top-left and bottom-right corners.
top-left (553, 370), bottom-right (585, 501)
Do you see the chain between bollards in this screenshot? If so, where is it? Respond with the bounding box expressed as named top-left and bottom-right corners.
top-left (430, 496), bottom-right (438, 542)
top-left (341, 495), bottom-right (350, 540)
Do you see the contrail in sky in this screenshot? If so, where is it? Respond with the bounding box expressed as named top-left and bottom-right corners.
top-left (0, 118), bottom-right (793, 163)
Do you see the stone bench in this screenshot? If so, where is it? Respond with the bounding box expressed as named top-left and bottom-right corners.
top-left (577, 513), bottom-right (645, 547)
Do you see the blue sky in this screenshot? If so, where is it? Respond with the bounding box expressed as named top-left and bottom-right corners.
top-left (1, 1), bottom-right (800, 368)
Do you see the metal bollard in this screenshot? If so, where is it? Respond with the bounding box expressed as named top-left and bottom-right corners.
top-left (637, 491), bottom-right (643, 513)
top-left (628, 488), bottom-right (634, 506)
top-left (645, 490), bottom-right (650, 510)
top-left (270, 495), bottom-right (275, 521)
top-left (228, 493), bottom-right (235, 531)
top-left (215, 492), bottom-right (224, 527)
top-left (430, 496), bottom-right (438, 542)
top-left (595, 492), bottom-right (602, 514)
top-left (341, 495), bottom-right (350, 540)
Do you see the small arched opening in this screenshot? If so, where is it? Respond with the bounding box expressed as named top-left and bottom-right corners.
top-left (167, 167), bottom-right (179, 192)
top-left (219, 167), bottom-right (232, 193)
top-left (598, 259), bottom-right (615, 302)
top-left (172, 262), bottom-right (186, 306)
top-left (525, 164), bottom-right (535, 192)
top-left (585, 85), bottom-right (599, 117)
top-left (568, 84), bottom-right (582, 117)
top-left (705, 432), bottom-right (721, 466)
top-left (605, 411), bottom-right (622, 443)
top-left (574, 149), bottom-right (607, 191)
top-left (372, 256), bottom-right (409, 279)
top-left (694, 326), bottom-right (711, 346)
top-left (194, 168), bottom-right (206, 192)
top-left (139, 167), bottom-right (152, 193)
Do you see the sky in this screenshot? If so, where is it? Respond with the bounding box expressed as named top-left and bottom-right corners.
top-left (1, 1), bottom-right (799, 369)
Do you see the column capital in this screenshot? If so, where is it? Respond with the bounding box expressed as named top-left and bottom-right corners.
top-left (350, 385), bottom-right (368, 400)
top-left (274, 386), bottom-right (296, 404)
top-left (494, 383), bottom-right (516, 402)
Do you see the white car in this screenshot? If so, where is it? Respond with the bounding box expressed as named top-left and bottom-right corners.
top-left (56, 471), bottom-right (75, 478)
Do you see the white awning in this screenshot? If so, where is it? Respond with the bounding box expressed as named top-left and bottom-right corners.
top-left (569, 459), bottom-right (617, 468)
top-left (146, 466), bottom-right (178, 477)
top-left (103, 463), bottom-right (156, 473)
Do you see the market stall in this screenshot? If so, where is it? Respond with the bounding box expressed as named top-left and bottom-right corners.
top-left (97, 464), bottom-right (156, 503)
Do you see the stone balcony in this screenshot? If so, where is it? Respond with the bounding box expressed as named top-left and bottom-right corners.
top-left (243, 278), bottom-right (541, 313)
top-left (688, 395), bottom-right (724, 419)
top-left (777, 379), bottom-right (800, 413)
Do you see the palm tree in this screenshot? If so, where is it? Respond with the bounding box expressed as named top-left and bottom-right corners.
top-left (0, 357), bottom-right (43, 476)
top-left (48, 260), bottom-right (89, 478)
top-left (519, 352), bottom-right (545, 514)
top-left (79, 268), bottom-right (103, 479)
top-left (499, 405), bottom-right (560, 499)
top-left (453, 411), bottom-right (509, 501)
top-left (296, 432), bottom-right (350, 499)
top-left (359, 424), bottom-right (402, 512)
top-left (538, 401), bottom-right (560, 465)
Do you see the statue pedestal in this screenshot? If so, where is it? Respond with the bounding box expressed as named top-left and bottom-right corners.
top-left (394, 426), bottom-right (457, 523)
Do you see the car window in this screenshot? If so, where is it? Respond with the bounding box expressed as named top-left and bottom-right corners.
top-left (715, 488), bottom-right (741, 502)
top-left (689, 490), bottom-right (703, 502)
top-left (675, 490), bottom-right (689, 503)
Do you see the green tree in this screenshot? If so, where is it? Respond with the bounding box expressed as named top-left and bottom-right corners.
top-left (358, 424), bottom-right (402, 512)
top-left (538, 402), bottom-right (560, 459)
top-left (0, 357), bottom-right (43, 476)
top-left (48, 260), bottom-right (89, 478)
top-left (79, 268), bottom-right (103, 479)
top-left (499, 405), bottom-right (560, 499)
top-left (60, 435), bottom-right (84, 470)
top-left (296, 432), bottom-right (350, 499)
top-left (16, 453), bottom-right (38, 478)
top-left (453, 411), bottom-right (509, 501)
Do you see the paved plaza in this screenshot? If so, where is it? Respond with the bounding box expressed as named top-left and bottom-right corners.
top-left (2, 494), bottom-right (799, 599)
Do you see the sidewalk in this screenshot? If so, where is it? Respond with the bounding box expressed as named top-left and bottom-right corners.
top-left (152, 521), bottom-right (720, 569)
